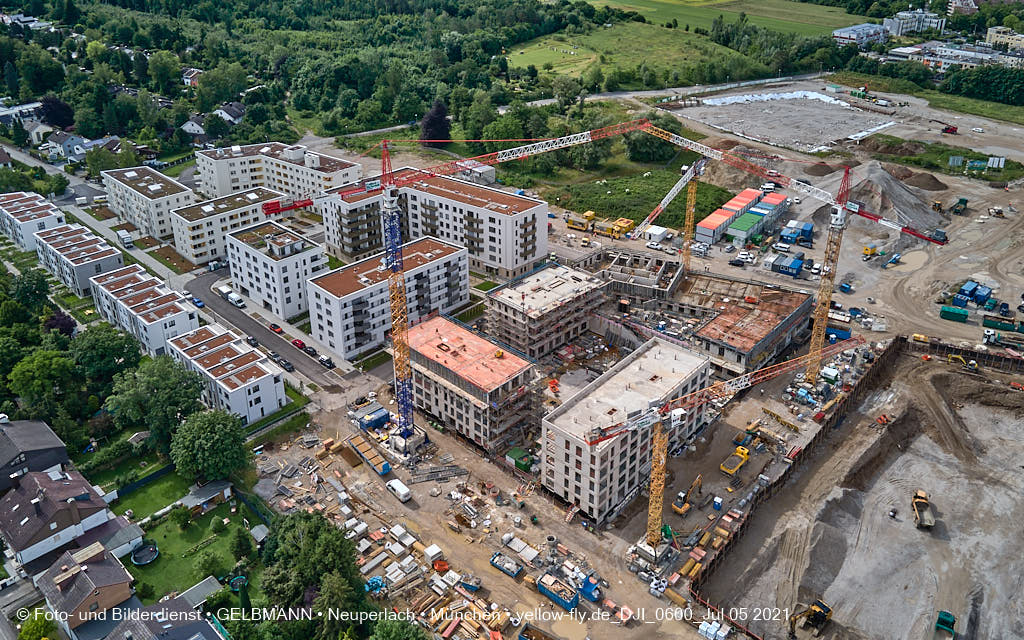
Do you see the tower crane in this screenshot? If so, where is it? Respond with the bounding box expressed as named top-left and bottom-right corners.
top-left (634, 157), bottom-right (706, 238)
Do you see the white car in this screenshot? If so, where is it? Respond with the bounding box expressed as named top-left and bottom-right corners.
top-left (646, 241), bottom-right (663, 251)
top-left (972, 127), bottom-right (984, 133)
top-left (793, 197), bottom-right (802, 204)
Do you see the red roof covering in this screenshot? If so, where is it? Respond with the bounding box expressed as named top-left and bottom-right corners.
top-left (761, 192), bottom-right (786, 205)
top-left (738, 188), bottom-right (763, 201)
top-left (697, 210), bottom-right (731, 230)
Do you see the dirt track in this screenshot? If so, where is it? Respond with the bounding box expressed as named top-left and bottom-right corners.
top-left (700, 356), bottom-right (1024, 640)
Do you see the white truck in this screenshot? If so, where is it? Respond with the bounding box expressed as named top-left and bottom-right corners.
top-left (216, 285), bottom-right (234, 300)
top-left (227, 292), bottom-right (246, 308)
top-left (116, 229), bottom-right (132, 248)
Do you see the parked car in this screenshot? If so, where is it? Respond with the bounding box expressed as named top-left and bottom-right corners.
top-left (318, 355), bottom-right (335, 369)
top-left (728, 258), bottom-right (746, 267)
top-left (246, 336), bottom-right (259, 347)
top-left (268, 351), bottom-right (281, 362)
top-left (291, 338), bottom-right (306, 350)
top-left (303, 345), bottom-right (318, 356)
top-left (724, 244), bottom-right (736, 253)
top-left (279, 359), bottom-right (294, 372)
top-left (269, 323), bottom-right (283, 333)
top-left (645, 241), bottom-right (663, 251)
top-left (191, 297), bottom-right (204, 308)
top-left (972, 127), bottom-right (984, 133)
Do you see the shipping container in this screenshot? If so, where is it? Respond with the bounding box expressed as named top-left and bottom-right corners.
top-left (778, 258), bottom-right (803, 277)
top-left (973, 286), bottom-right (992, 304)
top-left (940, 306), bottom-right (969, 322)
top-left (536, 572), bottom-right (580, 611)
top-left (748, 206), bottom-right (769, 216)
top-left (982, 315), bottom-right (1015, 331)
top-left (358, 408), bottom-right (390, 431)
top-left (348, 433), bottom-right (391, 475)
top-left (826, 326), bottom-right (852, 341)
top-left (489, 551), bottom-right (523, 578)
top-left (951, 295), bottom-right (969, 308)
top-left (959, 280), bottom-right (978, 297)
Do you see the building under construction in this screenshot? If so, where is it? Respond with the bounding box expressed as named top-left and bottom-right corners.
top-left (540, 336), bottom-right (710, 525)
top-left (485, 263), bottom-right (607, 359)
top-left (407, 315), bottom-right (538, 454)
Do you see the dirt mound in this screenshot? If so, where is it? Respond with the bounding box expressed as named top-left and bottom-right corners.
top-left (804, 162), bottom-right (836, 177)
top-left (904, 172), bottom-right (948, 191)
top-left (844, 158), bottom-right (862, 168)
top-left (710, 138), bottom-right (741, 150)
top-left (938, 372), bottom-right (1024, 415)
top-left (858, 136), bottom-right (926, 156)
top-left (883, 163), bottom-right (914, 180)
top-left (848, 161), bottom-right (944, 239)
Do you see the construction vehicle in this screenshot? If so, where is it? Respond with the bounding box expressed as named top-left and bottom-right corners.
top-left (934, 611), bottom-right (956, 637)
top-left (862, 243), bottom-right (877, 256)
top-left (882, 253), bottom-right (902, 269)
top-left (932, 200), bottom-right (943, 212)
top-left (720, 446), bottom-right (750, 476)
top-left (947, 354), bottom-right (978, 371)
top-left (951, 197), bottom-right (968, 215)
top-left (931, 120), bottom-right (958, 134)
top-left (788, 600), bottom-right (833, 638)
top-left (989, 206), bottom-right (1004, 217)
top-left (671, 474), bottom-right (702, 516)
top-left (912, 490), bottom-right (935, 529)
top-left (566, 214), bottom-right (591, 231)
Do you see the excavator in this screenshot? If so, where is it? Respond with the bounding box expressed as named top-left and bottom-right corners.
top-left (930, 119), bottom-right (958, 134)
top-left (947, 354), bottom-right (978, 371)
top-left (912, 490), bottom-right (935, 529)
top-left (671, 474), bottom-right (702, 517)
top-left (788, 600), bottom-right (833, 638)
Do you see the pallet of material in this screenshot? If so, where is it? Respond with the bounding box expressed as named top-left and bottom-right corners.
top-left (348, 433), bottom-right (390, 475)
top-left (338, 443), bottom-right (363, 467)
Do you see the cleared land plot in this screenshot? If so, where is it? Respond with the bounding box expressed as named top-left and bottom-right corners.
top-left (589, 0), bottom-right (863, 36)
top-left (148, 245), bottom-right (197, 274)
top-left (508, 22), bottom-right (764, 83)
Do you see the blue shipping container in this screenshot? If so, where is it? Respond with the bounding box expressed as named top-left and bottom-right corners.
top-left (973, 287), bottom-right (992, 304)
top-left (748, 207), bottom-right (769, 216)
top-left (359, 408), bottom-right (390, 430)
top-left (952, 294), bottom-right (969, 307)
top-left (959, 280), bottom-right (978, 297)
top-left (781, 232), bottom-right (799, 244)
top-left (778, 259), bottom-right (803, 277)
top-left (827, 326), bottom-right (852, 341)
top-left (799, 222), bottom-right (814, 239)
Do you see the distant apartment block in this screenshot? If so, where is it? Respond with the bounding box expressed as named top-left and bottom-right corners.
top-left (486, 263), bottom-right (607, 359)
top-left (101, 166), bottom-right (194, 239)
top-left (987, 25), bottom-right (1024, 51)
top-left (195, 142), bottom-right (362, 199)
top-left (307, 237), bottom-right (468, 361)
top-left (168, 324), bottom-right (286, 426)
top-left (226, 221), bottom-right (324, 320)
top-left (408, 315), bottom-right (537, 453)
top-left (170, 187), bottom-right (286, 265)
top-left (0, 191), bottom-right (64, 250)
top-left (832, 23), bottom-right (887, 48)
top-left (90, 264), bottom-right (199, 356)
top-left (34, 224), bottom-right (124, 296)
top-left (541, 338), bottom-right (710, 525)
top-left (883, 9), bottom-right (945, 36)
top-left (321, 168), bottom-right (547, 279)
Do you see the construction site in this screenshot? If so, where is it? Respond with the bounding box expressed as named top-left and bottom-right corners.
top-left (239, 82), bottom-right (1024, 640)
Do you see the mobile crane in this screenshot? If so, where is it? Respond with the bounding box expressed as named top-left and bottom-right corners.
top-left (930, 119), bottom-right (958, 134)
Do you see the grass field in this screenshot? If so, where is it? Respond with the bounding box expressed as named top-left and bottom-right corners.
top-left (590, 0), bottom-right (863, 36)
top-left (868, 133), bottom-right (1024, 182)
top-left (829, 72), bottom-right (1024, 127)
top-left (112, 472), bottom-right (193, 519)
top-left (508, 22), bottom-right (765, 85)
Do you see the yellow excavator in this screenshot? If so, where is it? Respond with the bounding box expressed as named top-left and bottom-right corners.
top-left (671, 474), bottom-right (702, 516)
top-left (788, 600), bottom-right (832, 639)
top-left (947, 354), bottom-right (978, 371)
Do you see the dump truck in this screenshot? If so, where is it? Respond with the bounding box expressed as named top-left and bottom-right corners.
top-left (912, 490), bottom-right (935, 529)
top-left (720, 446), bottom-right (750, 476)
top-left (951, 197), bottom-right (968, 215)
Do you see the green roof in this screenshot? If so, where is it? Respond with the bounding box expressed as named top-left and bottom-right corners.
top-left (506, 447), bottom-right (530, 459)
top-left (727, 213), bottom-right (763, 233)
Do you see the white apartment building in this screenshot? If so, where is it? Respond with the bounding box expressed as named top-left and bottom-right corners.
top-left (194, 142), bottom-right (362, 199)
top-left (883, 9), bottom-right (945, 36)
top-left (0, 191), bottom-right (65, 250)
top-left (320, 168), bottom-right (548, 279)
top-left (89, 265), bottom-right (199, 356)
top-left (167, 324), bottom-right (286, 426)
top-left (540, 337), bottom-right (710, 526)
top-left (408, 315), bottom-right (536, 453)
top-left (170, 187), bottom-right (286, 265)
top-left (34, 224), bottom-right (124, 297)
top-left (832, 23), bottom-right (887, 48)
top-left (307, 237), bottom-right (469, 361)
top-left (101, 167), bottom-right (194, 239)
top-left (226, 221), bottom-right (324, 320)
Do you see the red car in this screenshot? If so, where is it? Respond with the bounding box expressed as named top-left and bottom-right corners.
top-left (291, 338), bottom-right (306, 349)
top-left (269, 323), bottom-right (283, 334)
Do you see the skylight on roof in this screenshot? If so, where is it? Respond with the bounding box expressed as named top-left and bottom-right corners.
top-left (201, 205), bottom-right (215, 213)
top-left (124, 171), bottom-right (138, 178)
top-left (245, 192), bottom-right (259, 201)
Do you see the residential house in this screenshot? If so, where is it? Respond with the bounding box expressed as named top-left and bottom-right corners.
top-left (69, 136), bottom-right (121, 163)
top-left (109, 596), bottom-right (226, 640)
top-left (101, 166), bottom-right (194, 239)
top-left (180, 115), bottom-right (210, 146)
top-left (0, 417), bottom-right (69, 494)
top-left (947, 0), bottom-right (978, 15)
top-left (213, 101), bottom-right (246, 125)
top-left (0, 101), bottom-right (41, 126)
top-left (832, 23), bottom-right (888, 48)
top-left (182, 67), bottom-right (203, 87)
top-left (36, 543), bottom-right (134, 640)
top-left (22, 119), bottom-right (54, 145)
top-left (34, 224), bottom-right (125, 297)
top-left (43, 131), bottom-right (86, 160)
top-left (195, 142), bottom-right (362, 199)
top-left (883, 9), bottom-right (945, 36)
top-left (987, 25), bottom-right (1024, 51)
top-left (0, 191), bottom-right (65, 251)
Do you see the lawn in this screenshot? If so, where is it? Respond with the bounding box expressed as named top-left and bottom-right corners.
top-left (134, 235), bottom-right (159, 249)
top-left (112, 221), bottom-right (138, 232)
top-left (251, 411), bottom-right (311, 446)
top-left (128, 500), bottom-right (264, 604)
top-left (0, 244), bottom-right (41, 272)
top-left (474, 280), bottom-right (499, 291)
top-left (588, 0), bottom-right (863, 36)
top-left (111, 471), bottom-right (193, 519)
top-left (87, 450), bottom-right (163, 493)
top-left (244, 383), bottom-right (310, 435)
top-left (866, 133), bottom-right (1024, 182)
top-left (356, 350), bottom-right (393, 372)
top-left (161, 158), bottom-right (195, 178)
top-left (85, 205), bottom-right (116, 220)
top-left (508, 22), bottom-right (766, 87)
top-left (326, 254), bottom-right (346, 270)
top-left (829, 72), bottom-right (1024, 127)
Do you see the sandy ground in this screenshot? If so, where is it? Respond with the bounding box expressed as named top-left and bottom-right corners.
top-left (699, 356), bottom-right (1024, 640)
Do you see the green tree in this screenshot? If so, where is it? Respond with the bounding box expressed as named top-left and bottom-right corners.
top-left (4, 61), bottom-right (18, 95)
top-left (203, 113), bottom-right (229, 140)
top-left (147, 50), bottom-right (180, 95)
top-left (551, 75), bottom-right (582, 110)
top-left (314, 572), bottom-right (359, 640)
top-left (583, 66), bottom-right (604, 92)
top-left (170, 410), bottom-right (249, 481)
top-left (8, 350), bottom-right (74, 406)
top-left (169, 505), bottom-right (191, 530)
top-left (481, 115), bottom-right (525, 153)
top-left (194, 549), bottom-right (226, 579)
top-left (85, 40), bottom-right (106, 64)
top-left (196, 61), bottom-right (247, 111)
top-left (369, 619), bottom-right (430, 640)
top-left (460, 92), bottom-right (497, 146)
top-left (17, 608), bottom-right (57, 640)
top-left (230, 526), bottom-right (255, 560)
top-left (0, 300), bottom-right (31, 326)
top-left (70, 323), bottom-right (141, 394)
top-left (132, 52), bottom-right (148, 85)
top-left (105, 356), bottom-right (204, 454)
top-left (117, 144), bottom-right (139, 168)
top-left (11, 269), bottom-right (49, 311)
top-left (624, 112), bottom-right (682, 162)
top-left (11, 119), bottom-right (28, 148)
top-left (85, 147), bottom-right (118, 178)
top-left (419, 99), bottom-right (450, 147)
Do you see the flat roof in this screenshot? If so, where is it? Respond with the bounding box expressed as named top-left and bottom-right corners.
top-left (102, 166), bottom-right (190, 199)
top-left (408, 315), bottom-right (532, 393)
top-left (679, 275), bottom-right (811, 353)
top-left (548, 338), bottom-right (707, 444)
top-left (0, 192), bottom-right (62, 222)
top-left (36, 224), bottom-right (119, 265)
top-left (229, 221), bottom-right (317, 261)
top-left (197, 142), bottom-right (357, 174)
top-left (489, 263), bottom-right (604, 318)
top-left (168, 324), bottom-right (279, 390)
top-left (327, 167), bottom-right (543, 215)
top-left (173, 187), bottom-right (283, 222)
top-left (310, 237), bottom-right (462, 299)
top-left (90, 265), bottom-right (155, 296)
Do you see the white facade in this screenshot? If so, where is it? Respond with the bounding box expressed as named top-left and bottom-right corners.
top-left (321, 168), bottom-right (548, 279)
top-left (0, 191), bottom-right (65, 251)
top-left (16, 509), bottom-right (109, 565)
top-left (226, 221), bottom-right (324, 320)
top-left (540, 338), bottom-right (710, 525)
top-left (34, 224), bottom-right (125, 297)
top-left (194, 142), bottom-right (362, 199)
top-left (101, 167), bottom-right (194, 239)
top-left (883, 9), bottom-right (945, 36)
top-left (832, 23), bottom-right (887, 48)
top-left (170, 187), bottom-right (286, 265)
top-left (89, 265), bottom-right (199, 356)
top-left (167, 324), bottom-right (287, 426)
top-left (307, 237), bottom-right (469, 361)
